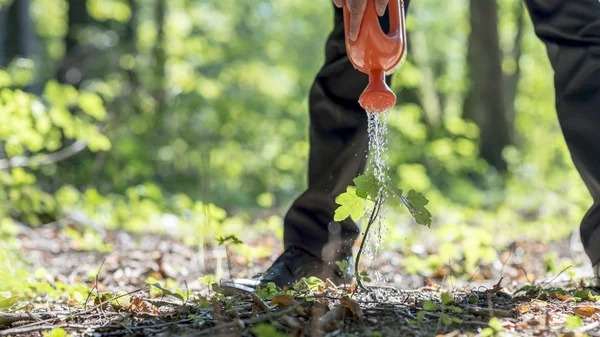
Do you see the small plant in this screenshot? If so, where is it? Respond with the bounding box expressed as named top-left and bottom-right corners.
top-left (335, 259), bottom-right (351, 279)
top-left (356, 270), bottom-right (372, 283)
top-left (335, 172), bottom-right (431, 289)
top-left (256, 282), bottom-right (283, 299)
top-left (414, 293), bottom-right (463, 332)
top-left (217, 234), bottom-right (244, 279)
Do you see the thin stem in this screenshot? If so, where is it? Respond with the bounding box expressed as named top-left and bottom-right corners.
top-left (355, 193), bottom-right (384, 291)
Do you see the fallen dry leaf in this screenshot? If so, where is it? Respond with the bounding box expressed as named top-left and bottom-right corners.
top-left (551, 292), bottom-right (572, 301)
top-left (531, 300), bottom-right (548, 308)
top-left (270, 294), bottom-right (298, 308)
top-left (516, 304), bottom-right (530, 313)
top-left (128, 297), bottom-right (157, 315)
top-left (573, 306), bottom-right (598, 317)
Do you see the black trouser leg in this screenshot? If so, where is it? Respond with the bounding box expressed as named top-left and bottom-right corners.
top-left (525, 0), bottom-right (600, 265)
top-left (283, 2), bottom-right (409, 262)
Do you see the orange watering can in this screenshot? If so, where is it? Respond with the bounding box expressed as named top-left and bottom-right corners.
top-left (343, 0), bottom-right (407, 113)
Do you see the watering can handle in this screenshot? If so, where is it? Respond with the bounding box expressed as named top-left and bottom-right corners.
top-left (343, 0), bottom-right (403, 43)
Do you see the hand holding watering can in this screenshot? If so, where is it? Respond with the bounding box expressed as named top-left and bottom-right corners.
top-left (334, 0), bottom-right (407, 113)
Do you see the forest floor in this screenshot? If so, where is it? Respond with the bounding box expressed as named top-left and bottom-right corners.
top-left (2, 223), bottom-right (600, 337)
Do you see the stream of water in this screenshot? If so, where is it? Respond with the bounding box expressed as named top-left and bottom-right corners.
top-left (363, 111), bottom-right (391, 282)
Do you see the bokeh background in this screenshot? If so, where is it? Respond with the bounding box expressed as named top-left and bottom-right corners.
top-left (0, 0), bottom-right (593, 302)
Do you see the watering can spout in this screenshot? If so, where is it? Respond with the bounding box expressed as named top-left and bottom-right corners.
top-left (359, 69), bottom-right (396, 113)
top-left (343, 0), bottom-right (406, 113)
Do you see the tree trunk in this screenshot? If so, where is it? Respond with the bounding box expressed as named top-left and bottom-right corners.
top-left (153, 0), bottom-right (166, 118)
top-left (4, 0), bottom-right (21, 63)
top-left (503, 0), bottom-right (525, 143)
top-left (0, 3), bottom-right (9, 66)
top-left (464, 0), bottom-right (510, 172)
top-left (66, 0), bottom-right (91, 54)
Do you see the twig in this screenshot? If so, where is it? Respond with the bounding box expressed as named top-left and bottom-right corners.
top-left (0, 140), bottom-right (87, 170)
top-left (580, 322), bottom-right (600, 333)
top-left (424, 313), bottom-right (489, 327)
top-left (0, 312), bottom-right (64, 326)
top-left (539, 265), bottom-right (572, 289)
top-left (96, 257), bottom-right (107, 317)
top-left (0, 324), bottom-right (101, 336)
top-left (182, 304), bottom-right (301, 337)
top-left (0, 287), bottom-right (147, 334)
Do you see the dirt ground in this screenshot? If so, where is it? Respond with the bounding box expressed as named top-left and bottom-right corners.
top-left (2, 224), bottom-right (600, 337)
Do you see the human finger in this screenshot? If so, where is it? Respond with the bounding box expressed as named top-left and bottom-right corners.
top-left (347, 0), bottom-right (367, 41)
top-left (375, 0), bottom-right (389, 16)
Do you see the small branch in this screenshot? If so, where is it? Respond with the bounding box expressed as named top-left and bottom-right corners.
top-left (0, 312), bottom-right (65, 326)
top-left (580, 322), bottom-right (600, 333)
top-left (182, 304), bottom-right (301, 337)
top-left (0, 140), bottom-right (87, 170)
top-left (0, 287), bottom-right (147, 334)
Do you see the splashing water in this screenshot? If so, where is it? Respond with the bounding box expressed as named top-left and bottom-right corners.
top-left (363, 111), bottom-right (392, 282)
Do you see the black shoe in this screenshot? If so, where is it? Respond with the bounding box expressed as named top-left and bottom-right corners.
top-left (220, 246), bottom-right (352, 294)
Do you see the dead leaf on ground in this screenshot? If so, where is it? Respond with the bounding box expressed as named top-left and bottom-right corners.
top-left (516, 304), bottom-right (530, 313)
top-left (270, 294), bottom-right (298, 308)
top-left (128, 297), bottom-right (158, 315)
top-left (573, 306), bottom-right (598, 317)
top-left (551, 292), bottom-right (572, 301)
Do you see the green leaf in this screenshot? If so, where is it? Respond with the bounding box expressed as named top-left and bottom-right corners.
top-left (354, 172), bottom-right (380, 200)
top-left (42, 328), bottom-right (70, 337)
top-left (78, 92), bottom-right (106, 121)
top-left (565, 314), bottom-right (583, 330)
top-left (422, 301), bottom-right (438, 311)
top-left (112, 290), bottom-right (131, 309)
top-left (441, 292), bottom-right (453, 305)
top-left (574, 289), bottom-right (593, 301)
top-left (480, 328), bottom-right (494, 337)
top-left (441, 313), bottom-right (453, 326)
top-left (452, 316), bottom-right (463, 324)
top-left (152, 283), bottom-right (184, 301)
top-left (334, 187), bottom-right (367, 222)
top-left (402, 190), bottom-right (432, 227)
top-left (416, 310), bottom-right (426, 322)
top-left (251, 323), bottom-right (286, 337)
top-left (468, 295), bottom-right (478, 304)
top-left (72, 291), bottom-right (85, 305)
top-left (447, 306), bottom-right (462, 313)
top-left (488, 317), bottom-right (503, 331)
top-left (198, 275), bottom-right (215, 286)
top-left (216, 235), bottom-right (243, 246)
top-left (335, 260), bottom-right (349, 271)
